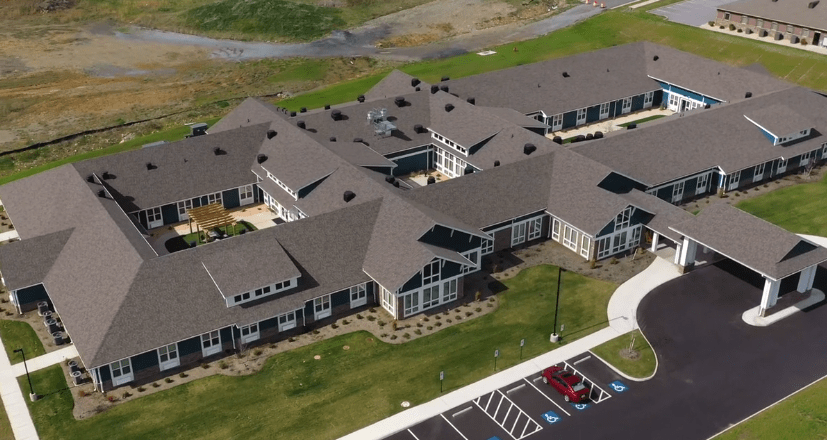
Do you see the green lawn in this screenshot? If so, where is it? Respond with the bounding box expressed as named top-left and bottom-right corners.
top-left (618, 114), bottom-right (667, 127)
top-left (0, 399), bottom-right (13, 440)
top-left (714, 377), bottom-right (827, 439)
top-left (180, 221), bottom-right (257, 245)
top-left (0, 320), bottom-right (46, 365)
top-left (22, 265), bottom-right (615, 440)
top-left (591, 329), bottom-right (656, 379)
top-left (737, 173), bottom-right (827, 236)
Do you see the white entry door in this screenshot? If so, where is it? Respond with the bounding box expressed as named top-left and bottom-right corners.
top-left (621, 98), bottom-right (632, 114)
top-left (728, 171), bottom-right (741, 191)
top-left (146, 207), bottom-right (163, 229)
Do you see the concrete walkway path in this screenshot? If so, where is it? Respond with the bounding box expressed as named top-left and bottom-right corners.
top-left (340, 255), bottom-right (682, 440)
top-left (10, 345), bottom-right (77, 378)
top-left (0, 335), bottom-right (40, 440)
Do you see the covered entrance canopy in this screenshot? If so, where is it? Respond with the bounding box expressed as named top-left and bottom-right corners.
top-left (187, 203), bottom-right (236, 239)
top-left (670, 204), bottom-right (827, 316)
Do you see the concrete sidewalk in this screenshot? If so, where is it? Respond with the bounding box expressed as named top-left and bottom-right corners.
top-left (0, 335), bottom-right (40, 440)
top-left (11, 345), bottom-right (77, 378)
top-left (340, 255), bottom-right (681, 440)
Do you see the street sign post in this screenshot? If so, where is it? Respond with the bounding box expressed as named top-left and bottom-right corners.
top-left (494, 349), bottom-right (499, 371)
top-left (440, 370), bottom-right (444, 393)
top-left (520, 338), bottom-right (525, 360)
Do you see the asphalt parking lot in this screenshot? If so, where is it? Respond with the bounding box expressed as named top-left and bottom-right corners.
top-left (382, 261), bottom-right (827, 440)
top-left (649, 0), bottom-right (737, 26)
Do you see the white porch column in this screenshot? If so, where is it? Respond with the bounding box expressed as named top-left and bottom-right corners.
top-left (678, 237), bottom-right (697, 267)
top-left (650, 232), bottom-right (660, 252)
top-left (797, 265), bottom-right (816, 293)
top-left (807, 264), bottom-right (818, 290)
top-left (760, 277), bottom-right (781, 316)
top-left (674, 242), bottom-right (682, 265)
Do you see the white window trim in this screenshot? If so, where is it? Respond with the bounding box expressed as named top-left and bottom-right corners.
top-left (696, 173), bottom-right (710, 195)
top-left (527, 217), bottom-right (542, 241)
top-left (511, 221), bottom-right (527, 246)
top-left (422, 260), bottom-right (440, 285)
top-left (821, 143), bottom-right (827, 160)
top-left (801, 151), bottom-right (813, 167)
top-left (381, 287), bottom-right (396, 317)
top-left (206, 192), bottom-right (223, 206)
top-left (201, 330), bottom-right (222, 357)
top-left (562, 225), bottom-right (579, 252)
top-left (177, 199), bottom-right (194, 220)
top-left (777, 158), bottom-right (788, 174)
top-left (158, 343), bottom-right (180, 371)
top-left (110, 358), bottom-right (133, 386)
top-left (672, 181), bottom-right (685, 203)
top-left (643, 91), bottom-right (654, 108)
top-left (551, 218), bottom-right (561, 241)
top-left (278, 311), bottom-right (297, 332)
top-left (442, 278), bottom-right (458, 303)
top-left (550, 114), bottom-right (563, 131)
top-left (580, 235), bottom-right (591, 259)
top-left (481, 237), bottom-right (494, 255)
top-left (621, 97), bottom-right (632, 114)
top-left (239, 323), bottom-right (260, 344)
top-left (265, 169), bottom-right (298, 200)
top-left (431, 132), bottom-right (467, 156)
top-left (146, 207), bottom-right (163, 229)
top-left (753, 163), bottom-right (766, 182)
top-left (728, 171), bottom-right (741, 191)
top-left (314, 295), bottom-right (332, 320)
top-left (599, 102), bottom-right (610, 119)
top-left (576, 108), bottom-right (587, 125)
top-left (460, 249), bottom-right (479, 274)
top-left (350, 283), bottom-right (367, 308)
top-left (240, 184), bottom-right (254, 205)
top-left (402, 291), bottom-right (420, 317)
top-left (615, 207), bottom-right (633, 231)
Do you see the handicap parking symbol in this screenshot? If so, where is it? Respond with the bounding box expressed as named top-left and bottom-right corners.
top-left (486, 437), bottom-right (502, 440)
top-left (609, 380), bottom-right (628, 393)
top-left (570, 402), bottom-right (590, 411)
top-left (541, 410), bottom-right (562, 425)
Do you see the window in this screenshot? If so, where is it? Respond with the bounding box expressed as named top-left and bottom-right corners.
top-left (644, 91), bottom-right (654, 107)
top-left (615, 207), bottom-right (632, 231)
top-left (753, 163), bottom-right (766, 182)
top-left (728, 170), bottom-right (741, 191)
top-left (668, 93), bottom-right (680, 110)
top-left (443, 279), bottom-right (458, 302)
top-left (611, 231), bottom-right (628, 254)
top-left (201, 330), bottom-right (221, 357)
top-left (696, 173), bottom-right (709, 195)
top-left (740, 15), bottom-right (747, 24)
top-left (254, 286), bottom-right (271, 297)
top-left (576, 108), bottom-right (587, 125)
top-left (596, 237), bottom-right (612, 259)
top-left (403, 292), bottom-right (420, 317)
top-left (550, 114), bottom-right (563, 131)
top-left (422, 260), bottom-right (440, 285)
top-left (821, 143), bottom-right (827, 160)
top-left (381, 287), bottom-right (395, 316)
top-left (724, 12), bottom-right (730, 20)
top-left (240, 323), bottom-right (259, 343)
top-left (621, 97), bottom-right (632, 114)
top-left (177, 199), bottom-right (193, 220)
top-left (240, 185), bottom-right (254, 204)
top-left (314, 295), bottom-right (331, 319)
top-left (803, 29), bottom-right (810, 38)
top-left (461, 251), bottom-right (478, 274)
top-left (233, 291), bottom-right (251, 304)
top-left (481, 238), bottom-right (494, 255)
top-left (552, 218), bottom-right (561, 241)
top-left (672, 181), bottom-right (685, 203)
top-left (207, 192), bottom-right (223, 206)
top-left (599, 102), bottom-right (610, 118)
top-left (423, 286), bottom-right (439, 309)
top-left (110, 359), bottom-right (133, 385)
top-left (801, 151), bottom-right (813, 168)
top-left (771, 22), bottom-right (778, 31)
top-left (580, 235), bottom-right (591, 259)
top-left (278, 311), bottom-right (297, 332)
top-left (158, 343), bottom-right (179, 370)
top-left (350, 283), bottom-right (367, 308)
top-left (512, 221), bottom-right (527, 246)
top-left (146, 207), bottom-right (162, 228)
top-left (527, 218), bottom-right (542, 241)
top-left (777, 158), bottom-right (788, 174)
top-left (756, 19), bottom-right (763, 28)
top-left (562, 225), bottom-right (578, 251)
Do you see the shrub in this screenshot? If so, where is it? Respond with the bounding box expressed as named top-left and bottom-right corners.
top-left (465, 311), bottom-right (473, 317)
top-left (435, 321), bottom-right (443, 327)
top-left (734, 192), bottom-right (740, 197)
top-left (253, 349), bottom-right (263, 356)
top-left (356, 314), bottom-right (364, 319)
top-left (475, 291), bottom-right (482, 302)
top-left (369, 307), bottom-right (376, 313)
top-left (331, 323), bottom-right (339, 329)
top-left (610, 257), bottom-right (619, 265)
top-left (312, 329), bottom-right (320, 334)
top-left (708, 20), bottom-right (715, 26)
top-left (78, 390), bottom-right (88, 397)
top-left (456, 315), bottom-right (463, 320)
top-left (487, 303), bottom-right (493, 308)
top-left (475, 307), bottom-right (482, 312)
top-left (137, 386), bottom-right (146, 392)
top-left (219, 361), bottom-right (228, 369)
top-left (489, 297), bottom-right (495, 303)
top-left (802, 37), bottom-right (809, 45)
top-left (454, 308), bottom-right (461, 313)
top-left (107, 395), bottom-right (116, 402)
top-left (392, 320), bottom-right (398, 331)
top-left (447, 319), bottom-right (452, 323)
top-left (416, 322), bottom-right (423, 328)
top-left (367, 315), bottom-right (377, 321)
top-left (728, 24), bottom-right (736, 30)
top-left (719, 25), bottom-right (725, 29)
top-left (201, 363), bottom-right (210, 369)
top-left (269, 343), bottom-right (277, 349)
top-left (737, 28), bottom-right (743, 33)
top-left (427, 326), bottom-right (433, 330)
top-left (423, 317), bottom-right (429, 322)
top-left (390, 335), bottom-right (398, 340)
top-left (179, 372), bottom-right (187, 378)
top-left (122, 391), bottom-right (131, 398)
top-left (435, 315), bottom-right (441, 320)
top-left (288, 337), bottom-right (297, 342)
top-left (164, 377), bottom-right (173, 383)
top-left (343, 319), bottom-right (350, 325)
top-left (152, 382), bottom-right (160, 388)
top-left (403, 333), bottom-right (411, 339)
top-left (380, 333), bottom-right (388, 337)
top-left (414, 329), bottom-right (422, 335)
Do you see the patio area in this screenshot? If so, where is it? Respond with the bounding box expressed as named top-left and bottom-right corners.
top-left (548, 107), bottom-right (673, 141)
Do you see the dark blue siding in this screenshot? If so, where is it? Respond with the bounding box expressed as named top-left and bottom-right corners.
top-left (332, 289), bottom-right (349, 308)
top-left (740, 167), bottom-right (755, 182)
top-left (400, 272), bottom-right (423, 293)
top-left (138, 210), bottom-right (148, 229)
top-left (653, 90), bottom-right (664, 107)
top-left (304, 301), bottom-right (314, 321)
top-left (131, 350), bottom-right (159, 372)
top-left (161, 203), bottom-right (179, 225)
top-left (178, 337), bottom-right (202, 356)
top-left (392, 152), bottom-right (429, 176)
top-left (758, 127), bottom-right (776, 143)
top-left (15, 284), bottom-right (48, 305)
top-left (441, 261), bottom-right (462, 280)
top-left (260, 316), bottom-right (279, 331)
top-left (611, 100), bottom-right (623, 117)
top-left (232, 326), bottom-right (241, 339)
top-left (419, 225), bottom-right (481, 253)
top-left (99, 365), bottom-right (111, 382)
top-left (684, 177), bottom-right (698, 199)
top-left (223, 189), bottom-right (240, 209)
top-left (562, 111), bottom-right (578, 129)
top-left (220, 327), bottom-right (232, 344)
top-left (656, 186), bottom-right (671, 202)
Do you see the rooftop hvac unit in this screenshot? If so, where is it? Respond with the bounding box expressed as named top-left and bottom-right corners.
top-left (394, 97), bottom-right (406, 107)
top-left (68, 360), bottom-right (79, 373)
top-left (494, 160), bottom-right (500, 167)
top-left (413, 124), bottom-right (425, 134)
top-left (44, 317), bottom-right (56, 328)
top-left (52, 332), bottom-right (64, 346)
top-left (267, 130), bottom-right (277, 139)
top-left (552, 136), bottom-right (563, 145)
top-left (411, 78), bottom-right (421, 87)
top-left (368, 108), bottom-right (397, 136)
top-left (257, 154), bottom-right (268, 164)
top-left (445, 104), bottom-right (454, 112)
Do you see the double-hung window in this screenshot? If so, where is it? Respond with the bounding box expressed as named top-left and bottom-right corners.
top-left (240, 323), bottom-right (259, 343)
top-left (158, 343), bottom-right (179, 371)
top-left (278, 311), bottom-right (297, 332)
top-left (207, 192), bottom-right (223, 206)
top-left (728, 170), bottom-right (741, 191)
top-left (550, 114), bottom-right (563, 131)
top-left (350, 283), bottom-right (367, 308)
top-left (314, 295), bottom-right (331, 319)
top-left (422, 260), bottom-right (440, 285)
top-left (576, 108), bottom-right (587, 125)
top-left (110, 359), bottom-right (133, 386)
top-left (201, 330), bottom-right (221, 357)
top-left (580, 235), bottom-right (591, 259)
top-left (527, 218), bottom-right (542, 241)
top-left (461, 250), bottom-right (478, 274)
top-left (403, 292), bottom-right (420, 316)
top-left (442, 279), bottom-right (458, 302)
top-left (512, 221), bottom-right (527, 246)
top-left (381, 288), bottom-right (395, 316)
top-left (481, 238), bottom-right (494, 255)
top-left (551, 218), bottom-right (561, 241)
top-left (562, 225), bottom-right (578, 251)
top-left (724, 12), bottom-right (731, 20)
top-left (753, 163), bottom-right (766, 182)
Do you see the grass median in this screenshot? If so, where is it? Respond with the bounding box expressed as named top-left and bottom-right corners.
top-left (0, 320), bottom-right (46, 365)
top-left (23, 264), bottom-right (616, 440)
top-left (591, 329), bottom-right (656, 379)
top-left (737, 172), bottom-right (827, 236)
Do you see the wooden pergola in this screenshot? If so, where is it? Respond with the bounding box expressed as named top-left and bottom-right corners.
top-left (187, 203), bottom-right (236, 242)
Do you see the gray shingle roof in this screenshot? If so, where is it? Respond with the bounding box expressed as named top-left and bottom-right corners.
top-left (669, 203), bottom-right (827, 279)
top-left (74, 123), bottom-right (269, 212)
top-left (364, 70), bottom-right (429, 101)
top-left (719, 0), bottom-right (827, 33)
top-left (744, 104), bottom-right (813, 137)
top-left (428, 92), bottom-right (513, 147)
top-left (255, 120), bottom-right (342, 192)
top-left (618, 189), bottom-right (694, 243)
top-left (208, 97), bottom-right (282, 134)
top-left (0, 229), bottom-right (73, 290)
top-left (477, 107), bottom-right (550, 129)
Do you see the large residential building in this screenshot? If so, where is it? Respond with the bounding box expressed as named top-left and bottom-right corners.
top-left (1, 42), bottom-right (826, 392)
top-left (716, 0), bottom-right (827, 47)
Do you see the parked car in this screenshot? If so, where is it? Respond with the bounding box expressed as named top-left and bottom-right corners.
top-left (541, 366), bottom-right (590, 403)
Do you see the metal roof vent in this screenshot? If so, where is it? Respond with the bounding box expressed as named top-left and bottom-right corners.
top-left (704, 103), bottom-right (711, 109)
top-left (466, 97), bottom-right (475, 105)
top-left (809, 0), bottom-right (819, 8)
top-left (353, 137), bottom-right (364, 143)
top-left (257, 154), bottom-right (268, 164)
top-left (445, 103), bottom-right (454, 112)
top-left (494, 160), bottom-right (500, 167)
top-left (102, 171), bottom-right (112, 180)
top-left (385, 176), bottom-right (396, 184)
top-left (394, 97), bottom-right (406, 107)
top-left (594, 131), bottom-right (603, 139)
top-left (413, 124), bottom-right (425, 133)
top-left (146, 162), bottom-right (157, 170)
top-left (464, 165), bottom-right (474, 175)
top-left (97, 189), bottom-right (106, 198)
top-left (415, 86), bottom-right (421, 92)
top-left (329, 136), bottom-right (337, 142)
top-left (357, 95), bottom-right (366, 103)
top-left (523, 143), bottom-right (536, 155)
top-left (324, 104), bottom-right (331, 110)
top-left (368, 108), bottom-right (397, 136)
top-left (440, 85), bottom-right (449, 93)
top-left (653, 55), bottom-right (659, 61)
top-left (300, 107), bottom-right (307, 113)
top-left (427, 176), bottom-right (436, 185)
top-left (343, 191), bottom-right (355, 203)
top-left (214, 147), bottom-right (226, 156)
top-left (441, 76), bottom-right (450, 82)
top-left (552, 136), bottom-right (562, 144)
top-left (393, 180), bottom-right (400, 188)
top-left (86, 174), bottom-right (95, 183)
top-left (411, 78), bottom-right (421, 87)
top-left (431, 85), bottom-right (439, 94)
top-left (745, 92), bottom-right (752, 98)
top-left (297, 120), bottom-right (306, 129)
top-left (331, 109), bottom-right (343, 121)
top-left (562, 72), bottom-right (570, 78)
top-left (267, 129), bottom-right (277, 139)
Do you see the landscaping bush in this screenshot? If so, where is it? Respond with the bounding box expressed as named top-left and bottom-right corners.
top-left (380, 333), bottom-right (388, 337)
top-left (200, 363), bottom-right (209, 369)
top-left (610, 257), bottom-right (619, 265)
top-left (254, 349), bottom-right (263, 356)
top-left (164, 377), bottom-right (173, 384)
top-left (356, 314), bottom-right (363, 319)
top-left (312, 329), bottom-right (320, 334)
top-left (414, 329), bottom-right (422, 335)
top-left (331, 323), bottom-right (339, 329)
top-left (137, 386), bottom-right (146, 392)
top-left (342, 319), bottom-right (349, 325)
top-left (391, 321), bottom-right (398, 331)
top-left (179, 372), bottom-right (187, 378)
top-left (390, 335), bottom-right (398, 340)
top-left (122, 391), bottom-right (131, 398)
top-left (475, 307), bottom-right (482, 312)
top-left (403, 333), bottom-right (411, 339)
top-left (288, 337), bottom-right (297, 342)
top-left (729, 24), bottom-right (736, 31)
top-left (219, 361), bottom-right (228, 369)
top-left (475, 291), bottom-right (482, 302)
top-left (465, 311), bottom-right (473, 317)
top-left (369, 308), bottom-right (376, 313)
top-left (802, 38), bottom-right (809, 45)
top-left (427, 326), bottom-right (433, 330)
top-left (416, 322), bottom-right (423, 328)
top-left (107, 395), bottom-right (116, 402)
top-left (719, 25), bottom-right (725, 29)
top-left (737, 28), bottom-right (743, 33)
top-left (152, 382), bottom-right (160, 388)
top-left (446, 319), bottom-right (452, 323)
top-left (708, 20), bottom-right (715, 27)
top-left (423, 317), bottom-right (429, 322)
top-left (435, 321), bottom-right (442, 327)
top-left (456, 315), bottom-right (463, 320)
top-left (367, 315), bottom-right (376, 321)
top-left (487, 303), bottom-right (493, 308)
top-left (434, 315), bottom-right (441, 320)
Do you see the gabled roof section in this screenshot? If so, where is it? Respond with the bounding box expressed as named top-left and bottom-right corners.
top-left (618, 189), bottom-right (694, 243)
top-left (466, 125), bottom-right (561, 170)
top-left (199, 236), bottom-right (300, 298)
top-left (477, 107), bottom-right (550, 129)
top-left (743, 104), bottom-right (814, 139)
top-left (669, 204), bottom-right (827, 280)
top-left (323, 141), bottom-right (397, 168)
top-left (74, 123), bottom-right (269, 212)
top-left (0, 229), bottom-right (73, 290)
top-left (364, 70), bottom-right (429, 101)
top-left (719, 0), bottom-right (827, 35)
top-left (209, 97), bottom-right (282, 134)
top-left (428, 92), bottom-right (513, 147)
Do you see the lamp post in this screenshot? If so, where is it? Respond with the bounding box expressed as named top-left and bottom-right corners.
top-left (550, 267), bottom-right (565, 343)
top-left (13, 348), bottom-right (38, 401)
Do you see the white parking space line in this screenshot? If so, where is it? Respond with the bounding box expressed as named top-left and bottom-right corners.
top-left (473, 390), bottom-right (543, 440)
top-left (523, 377), bottom-right (572, 416)
top-left (407, 429), bottom-right (421, 440)
top-left (561, 362), bottom-right (611, 404)
top-left (507, 383), bottom-right (526, 394)
top-left (440, 414), bottom-right (470, 440)
top-left (573, 355), bottom-right (592, 365)
top-left (452, 406), bottom-right (473, 418)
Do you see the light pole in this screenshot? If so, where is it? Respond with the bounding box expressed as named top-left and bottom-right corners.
top-left (13, 348), bottom-right (38, 401)
top-left (550, 267), bottom-right (565, 343)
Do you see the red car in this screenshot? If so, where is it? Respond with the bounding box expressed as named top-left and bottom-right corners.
top-left (541, 366), bottom-right (590, 403)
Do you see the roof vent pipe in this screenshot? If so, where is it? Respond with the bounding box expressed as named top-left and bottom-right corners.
top-left (343, 191), bottom-right (355, 203)
top-left (213, 147), bottom-right (225, 155)
top-left (267, 129), bottom-right (277, 139)
top-left (385, 176), bottom-right (396, 184)
top-left (427, 176), bottom-right (436, 185)
top-left (523, 143), bottom-right (536, 155)
top-left (445, 103), bottom-right (455, 112)
top-left (745, 91), bottom-right (752, 98)
top-left (297, 120), bottom-right (306, 129)
top-left (324, 104), bottom-right (331, 110)
top-left (413, 124), bottom-right (424, 133)
top-left (257, 154), bottom-right (268, 164)
top-left (809, 0), bottom-right (819, 8)
top-left (466, 97), bottom-right (475, 105)
top-left (415, 87), bottom-right (421, 92)
top-left (552, 136), bottom-right (562, 145)
top-left (102, 171), bottom-right (112, 180)
top-left (430, 85), bottom-right (439, 94)
top-left (98, 189), bottom-right (106, 198)
top-left (411, 78), bottom-right (421, 87)
top-left (562, 72), bottom-right (570, 78)
top-left (146, 162), bottom-right (156, 170)
top-left (329, 137), bottom-right (337, 142)
top-left (357, 95), bottom-right (366, 103)
top-left (653, 55), bottom-right (659, 61)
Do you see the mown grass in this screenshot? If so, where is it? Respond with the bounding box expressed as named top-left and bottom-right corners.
top-left (591, 329), bottom-right (656, 379)
top-left (618, 114), bottom-right (667, 127)
top-left (0, 320), bottom-right (46, 365)
top-left (0, 400), bottom-right (12, 440)
top-left (23, 265), bottom-right (616, 440)
top-left (737, 172), bottom-right (827, 236)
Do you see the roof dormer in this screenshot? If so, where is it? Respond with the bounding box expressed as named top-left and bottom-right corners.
top-left (744, 105), bottom-right (815, 145)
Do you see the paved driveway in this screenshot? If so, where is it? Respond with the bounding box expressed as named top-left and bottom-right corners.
top-left (650, 0), bottom-right (739, 27)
